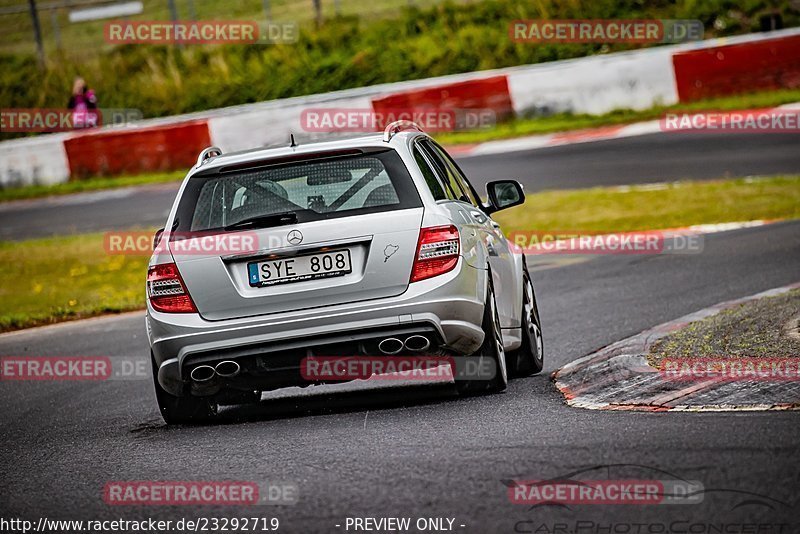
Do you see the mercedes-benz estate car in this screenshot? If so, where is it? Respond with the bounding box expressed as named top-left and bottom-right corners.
top-left (146, 121), bottom-right (544, 423)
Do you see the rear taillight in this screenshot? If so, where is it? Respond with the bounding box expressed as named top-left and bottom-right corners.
top-left (147, 263), bottom-right (197, 313)
top-left (410, 225), bottom-right (460, 283)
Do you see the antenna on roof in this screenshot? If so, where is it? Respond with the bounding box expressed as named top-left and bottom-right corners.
top-left (289, 133), bottom-right (298, 148)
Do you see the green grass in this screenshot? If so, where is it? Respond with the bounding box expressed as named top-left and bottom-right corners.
top-left (492, 175), bottom-right (800, 235)
top-left (3, 0), bottom-right (799, 136)
top-left (647, 289), bottom-right (800, 366)
top-left (0, 170), bottom-right (185, 203)
top-left (2, 174), bottom-right (798, 332)
top-left (436, 89), bottom-right (800, 145)
top-left (0, 0), bottom-right (473, 56)
top-left (0, 233), bottom-right (150, 331)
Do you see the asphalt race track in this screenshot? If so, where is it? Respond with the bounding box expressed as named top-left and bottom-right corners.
top-left (2, 131), bottom-right (799, 241)
top-left (1, 220), bottom-right (799, 531)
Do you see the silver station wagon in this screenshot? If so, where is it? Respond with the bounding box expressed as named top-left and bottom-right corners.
top-left (146, 121), bottom-right (544, 423)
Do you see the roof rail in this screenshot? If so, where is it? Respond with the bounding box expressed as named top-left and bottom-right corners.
top-left (383, 120), bottom-right (424, 143)
top-left (196, 146), bottom-right (222, 167)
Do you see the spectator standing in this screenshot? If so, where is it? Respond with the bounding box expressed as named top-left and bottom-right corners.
top-left (67, 77), bottom-right (98, 128)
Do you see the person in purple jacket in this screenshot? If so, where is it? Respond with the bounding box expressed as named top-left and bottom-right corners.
top-left (67, 77), bottom-right (98, 128)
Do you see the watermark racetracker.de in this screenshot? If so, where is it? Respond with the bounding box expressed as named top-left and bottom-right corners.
top-left (658, 357), bottom-right (800, 382)
top-left (509, 19), bottom-right (703, 43)
top-left (0, 356), bottom-right (149, 381)
top-left (104, 20), bottom-right (298, 44)
top-left (104, 231), bottom-right (265, 256)
top-left (1, 108), bottom-right (142, 132)
top-left (661, 109), bottom-right (800, 133)
top-left (301, 355), bottom-right (496, 382)
top-left (103, 480), bottom-right (298, 506)
top-left (506, 479), bottom-right (704, 506)
top-left (505, 464), bottom-right (794, 534)
top-left (508, 230), bottom-right (704, 255)
top-left (300, 107), bottom-right (496, 133)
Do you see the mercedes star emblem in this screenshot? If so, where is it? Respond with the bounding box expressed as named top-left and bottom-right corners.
top-left (287, 230), bottom-right (303, 245)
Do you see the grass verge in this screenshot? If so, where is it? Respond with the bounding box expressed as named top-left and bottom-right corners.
top-left (647, 289), bottom-right (800, 367)
top-left (1, 175), bottom-right (799, 332)
top-left (0, 234), bottom-right (150, 332)
top-left (0, 170), bottom-right (185, 203)
top-left (435, 89), bottom-right (800, 145)
top-left (492, 175), bottom-right (800, 234)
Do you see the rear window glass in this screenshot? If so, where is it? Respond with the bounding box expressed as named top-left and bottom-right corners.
top-left (176, 149), bottom-right (421, 232)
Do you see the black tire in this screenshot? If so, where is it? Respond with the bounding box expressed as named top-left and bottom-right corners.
top-left (456, 272), bottom-right (508, 395)
top-left (505, 265), bottom-right (544, 377)
top-left (151, 353), bottom-right (217, 425)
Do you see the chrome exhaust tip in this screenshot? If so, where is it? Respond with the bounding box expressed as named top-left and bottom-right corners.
top-left (378, 338), bottom-right (404, 355)
top-left (189, 365), bottom-right (216, 382)
top-left (215, 360), bottom-right (241, 378)
top-left (404, 335), bottom-right (431, 352)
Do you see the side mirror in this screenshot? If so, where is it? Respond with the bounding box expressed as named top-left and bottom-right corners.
top-left (486, 180), bottom-right (525, 213)
top-left (153, 228), bottom-right (165, 251)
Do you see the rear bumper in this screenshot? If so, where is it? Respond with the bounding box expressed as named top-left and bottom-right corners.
top-left (147, 259), bottom-right (487, 396)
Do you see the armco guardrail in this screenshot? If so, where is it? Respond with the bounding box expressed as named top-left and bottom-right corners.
top-left (1, 27), bottom-right (799, 187)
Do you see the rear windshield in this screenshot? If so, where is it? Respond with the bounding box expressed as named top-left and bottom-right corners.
top-left (175, 149), bottom-right (421, 232)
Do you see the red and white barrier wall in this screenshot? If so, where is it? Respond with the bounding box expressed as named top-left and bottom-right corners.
top-left (64, 120), bottom-right (211, 178)
top-left (0, 133), bottom-right (71, 187)
top-left (1, 28), bottom-right (798, 187)
top-left (672, 33), bottom-right (800, 101)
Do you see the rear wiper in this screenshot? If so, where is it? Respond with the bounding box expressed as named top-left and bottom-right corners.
top-left (224, 212), bottom-right (298, 231)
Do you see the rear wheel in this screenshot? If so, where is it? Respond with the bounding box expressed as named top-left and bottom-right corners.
top-left (151, 354), bottom-right (217, 424)
top-left (505, 267), bottom-right (544, 377)
top-left (456, 273), bottom-right (508, 395)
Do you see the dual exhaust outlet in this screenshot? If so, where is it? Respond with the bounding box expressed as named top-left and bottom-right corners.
top-left (377, 335), bottom-right (431, 355)
top-left (188, 336), bottom-right (430, 391)
top-left (189, 360), bottom-right (240, 396)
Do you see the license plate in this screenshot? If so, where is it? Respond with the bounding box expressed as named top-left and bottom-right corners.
top-left (247, 249), bottom-right (352, 287)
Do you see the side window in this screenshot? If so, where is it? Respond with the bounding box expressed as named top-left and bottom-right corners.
top-left (413, 145), bottom-right (447, 201)
top-left (420, 140), bottom-right (468, 203)
top-left (429, 142), bottom-right (480, 207)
